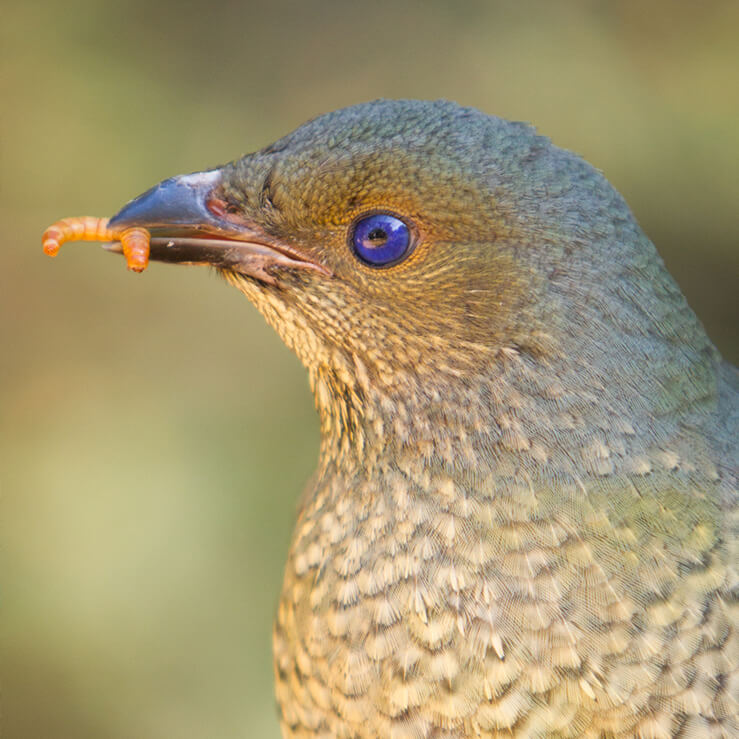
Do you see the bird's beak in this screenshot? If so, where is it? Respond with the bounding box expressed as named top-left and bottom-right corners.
top-left (106, 170), bottom-right (329, 283)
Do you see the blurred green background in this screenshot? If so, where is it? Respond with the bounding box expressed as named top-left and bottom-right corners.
top-left (2, 1), bottom-right (737, 736)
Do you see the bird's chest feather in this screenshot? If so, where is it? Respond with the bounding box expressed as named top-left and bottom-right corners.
top-left (272, 460), bottom-right (735, 738)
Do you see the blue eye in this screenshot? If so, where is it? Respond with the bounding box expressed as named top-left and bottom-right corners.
top-left (351, 213), bottom-right (412, 266)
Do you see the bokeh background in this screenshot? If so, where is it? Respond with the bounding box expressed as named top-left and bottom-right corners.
top-left (2, 1), bottom-right (737, 736)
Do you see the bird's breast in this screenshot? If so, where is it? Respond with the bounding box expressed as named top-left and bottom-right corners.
top-left (272, 459), bottom-right (735, 737)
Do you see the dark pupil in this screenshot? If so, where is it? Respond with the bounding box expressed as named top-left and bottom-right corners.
top-left (367, 228), bottom-right (388, 246)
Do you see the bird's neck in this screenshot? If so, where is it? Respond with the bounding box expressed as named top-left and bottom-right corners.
top-left (307, 320), bottom-right (721, 493)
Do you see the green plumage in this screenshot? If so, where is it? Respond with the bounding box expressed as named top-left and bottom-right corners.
top-left (110, 100), bottom-right (739, 736)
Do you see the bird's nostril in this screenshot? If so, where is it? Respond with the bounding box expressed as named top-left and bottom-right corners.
top-left (206, 196), bottom-right (229, 217)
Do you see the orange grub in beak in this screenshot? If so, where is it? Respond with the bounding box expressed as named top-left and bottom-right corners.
top-left (42, 216), bottom-right (150, 272)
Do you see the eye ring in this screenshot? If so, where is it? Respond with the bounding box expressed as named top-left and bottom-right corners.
top-left (349, 211), bottom-right (414, 267)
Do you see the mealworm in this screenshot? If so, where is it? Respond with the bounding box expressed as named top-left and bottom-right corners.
top-left (42, 216), bottom-right (150, 272)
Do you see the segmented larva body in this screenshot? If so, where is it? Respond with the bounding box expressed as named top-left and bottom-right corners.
top-left (42, 216), bottom-right (150, 272)
top-left (118, 227), bottom-right (150, 273)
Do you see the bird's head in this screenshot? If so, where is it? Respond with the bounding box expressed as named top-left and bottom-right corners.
top-left (109, 100), bottom-right (714, 460)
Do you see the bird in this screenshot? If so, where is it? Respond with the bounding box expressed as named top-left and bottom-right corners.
top-left (52, 100), bottom-right (737, 737)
